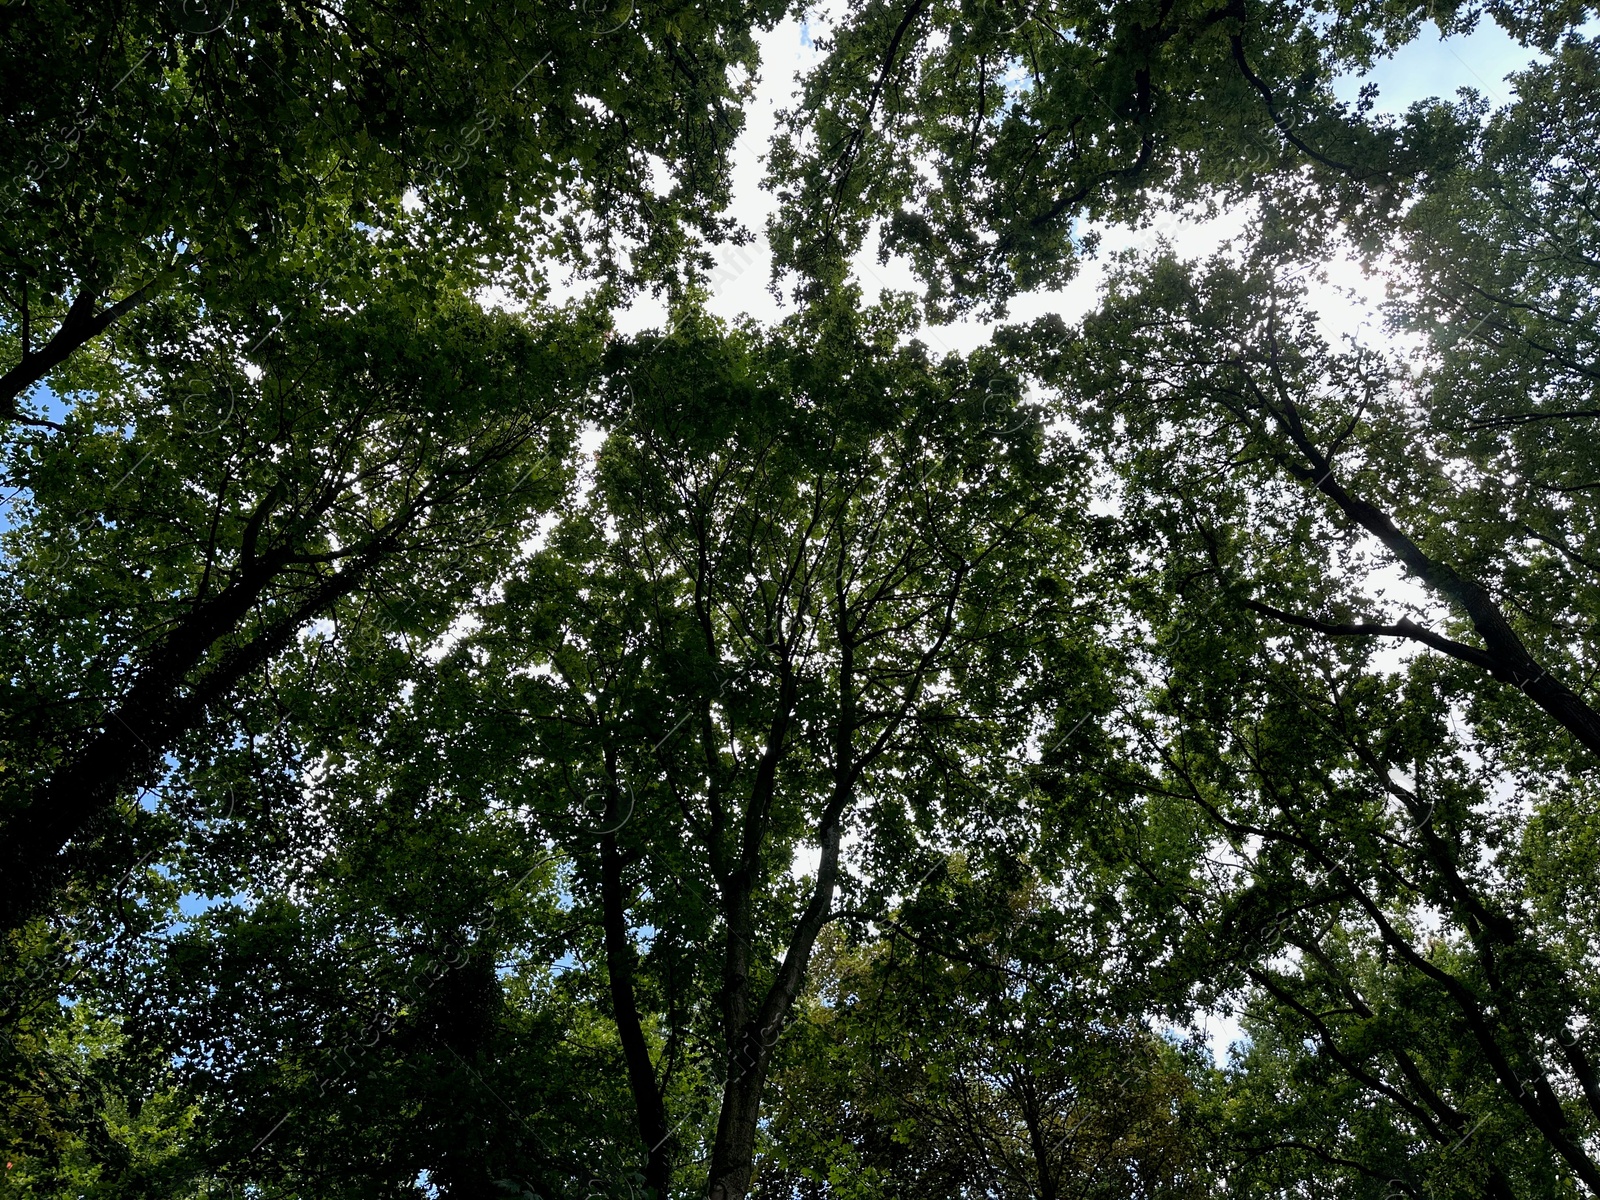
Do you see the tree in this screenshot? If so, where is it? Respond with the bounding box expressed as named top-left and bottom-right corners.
top-left (1, 263), bottom-right (602, 925)
top-left (1048, 218), bottom-right (1600, 1190)
top-left (1, 0), bottom-right (778, 423)
top-left (761, 875), bottom-right (1216, 1200)
top-left (1016, 27), bottom-right (1600, 1193)
top-left (442, 301), bottom-right (1076, 1199)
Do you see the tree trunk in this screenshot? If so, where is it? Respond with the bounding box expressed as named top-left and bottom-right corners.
top-left (601, 802), bottom-right (673, 1199)
top-left (706, 1059), bottom-right (768, 1200)
top-left (706, 817), bottom-right (845, 1200)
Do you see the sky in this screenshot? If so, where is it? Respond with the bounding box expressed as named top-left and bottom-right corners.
top-left (614, 7), bottom-right (1550, 365)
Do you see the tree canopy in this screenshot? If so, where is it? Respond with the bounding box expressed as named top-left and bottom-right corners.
top-left (6, 2), bottom-right (1600, 1198)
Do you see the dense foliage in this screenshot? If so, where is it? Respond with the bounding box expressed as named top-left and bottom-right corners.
top-left (5, 1), bottom-right (1600, 1198)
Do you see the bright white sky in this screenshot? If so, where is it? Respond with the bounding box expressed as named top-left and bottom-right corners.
top-left (615, 8), bottom-right (1544, 355)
